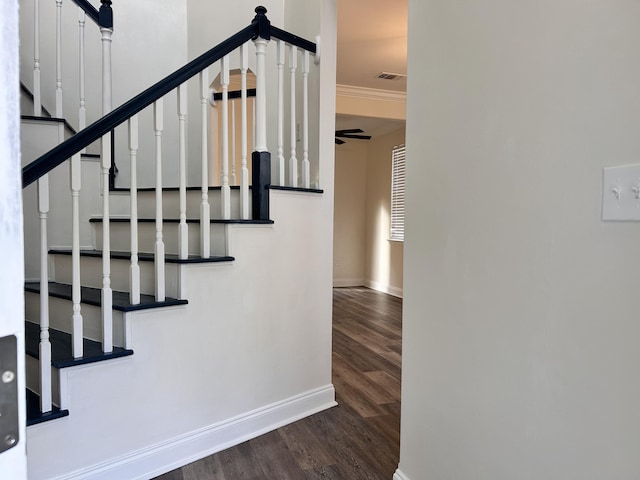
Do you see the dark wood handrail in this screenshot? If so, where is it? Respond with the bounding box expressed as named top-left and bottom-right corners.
top-left (71, 0), bottom-right (113, 29)
top-left (22, 6), bottom-right (317, 188)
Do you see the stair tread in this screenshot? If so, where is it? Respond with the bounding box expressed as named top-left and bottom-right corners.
top-left (24, 321), bottom-right (133, 368)
top-left (25, 389), bottom-right (69, 426)
top-left (89, 217), bottom-right (274, 224)
top-left (24, 281), bottom-right (188, 312)
top-left (48, 249), bottom-right (235, 264)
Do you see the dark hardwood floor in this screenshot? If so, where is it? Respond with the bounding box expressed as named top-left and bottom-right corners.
top-left (154, 287), bottom-right (402, 480)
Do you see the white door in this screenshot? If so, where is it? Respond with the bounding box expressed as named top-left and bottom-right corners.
top-left (0, 0), bottom-right (28, 477)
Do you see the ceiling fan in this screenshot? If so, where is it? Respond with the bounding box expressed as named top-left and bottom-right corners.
top-left (335, 128), bottom-right (372, 145)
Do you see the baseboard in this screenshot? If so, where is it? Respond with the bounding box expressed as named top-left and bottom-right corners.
top-left (393, 468), bottom-right (411, 480)
top-left (55, 384), bottom-right (337, 480)
top-left (365, 280), bottom-right (403, 298)
top-left (333, 278), bottom-right (365, 287)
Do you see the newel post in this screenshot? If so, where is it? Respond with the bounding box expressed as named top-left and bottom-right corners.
top-left (252, 6), bottom-right (271, 221)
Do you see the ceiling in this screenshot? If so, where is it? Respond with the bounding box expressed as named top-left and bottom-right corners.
top-left (335, 0), bottom-right (408, 136)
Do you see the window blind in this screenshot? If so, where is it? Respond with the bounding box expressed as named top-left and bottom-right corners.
top-left (390, 144), bottom-right (405, 241)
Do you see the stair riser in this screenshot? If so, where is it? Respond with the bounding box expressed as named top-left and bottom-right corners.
top-left (25, 291), bottom-right (126, 347)
top-left (52, 254), bottom-right (180, 299)
top-left (109, 189), bottom-right (249, 219)
top-left (25, 355), bottom-right (62, 408)
top-left (92, 222), bottom-right (228, 256)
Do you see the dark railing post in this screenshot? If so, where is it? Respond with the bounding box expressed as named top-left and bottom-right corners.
top-left (99, 0), bottom-right (113, 29)
top-left (252, 5), bottom-right (271, 41)
top-left (252, 151), bottom-right (270, 220)
top-left (252, 6), bottom-right (271, 220)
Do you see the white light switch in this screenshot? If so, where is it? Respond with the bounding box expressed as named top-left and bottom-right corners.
top-left (602, 164), bottom-right (640, 221)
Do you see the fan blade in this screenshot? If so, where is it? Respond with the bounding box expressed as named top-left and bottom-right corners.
top-left (341, 134), bottom-right (372, 140)
top-left (335, 138), bottom-right (346, 145)
top-left (335, 128), bottom-right (364, 136)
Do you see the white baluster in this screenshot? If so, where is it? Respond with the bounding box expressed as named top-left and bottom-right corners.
top-left (220, 56), bottom-right (231, 219)
top-left (231, 99), bottom-right (236, 186)
top-left (154, 100), bottom-right (166, 302)
top-left (129, 115), bottom-right (140, 305)
top-left (100, 6), bottom-right (113, 352)
top-left (100, 31), bottom-right (113, 120)
top-left (254, 38), bottom-right (268, 152)
top-left (70, 153), bottom-right (83, 358)
top-left (252, 96), bottom-right (256, 153)
top-left (289, 45), bottom-right (298, 187)
top-left (199, 70), bottom-right (210, 259)
top-left (178, 85), bottom-right (188, 259)
top-left (302, 51), bottom-right (310, 188)
top-left (38, 176), bottom-right (52, 413)
top-left (55, 0), bottom-right (63, 118)
top-left (78, 9), bottom-right (86, 131)
top-left (240, 43), bottom-right (249, 219)
top-left (276, 40), bottom-right (285, 186)
top-left (33, 0), bottom-right (41, 116)
top-left (101, 132), bottom-right (113, 353)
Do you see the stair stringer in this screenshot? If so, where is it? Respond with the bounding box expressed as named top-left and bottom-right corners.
top-left (26, 190), bottom-right (336, 480)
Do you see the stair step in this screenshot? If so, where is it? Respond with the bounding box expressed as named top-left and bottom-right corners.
top-left (25, 389), bottom-right (69, 427)
top-left (24, 321), bottom-right (133, 368)
top-left (24, 281), bottom-right (188, 312)
top-left (49, 248), bottom-right (235, 264)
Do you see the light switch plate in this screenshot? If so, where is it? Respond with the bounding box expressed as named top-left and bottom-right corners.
top-left (602, 164), bottom-right (640, 221)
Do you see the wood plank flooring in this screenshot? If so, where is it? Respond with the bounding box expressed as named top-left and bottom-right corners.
top-left (154, 287), bottom-right (402, 480)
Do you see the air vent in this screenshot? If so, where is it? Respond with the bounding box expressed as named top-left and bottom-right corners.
top-left (376, 72), bottom-right (407, 80)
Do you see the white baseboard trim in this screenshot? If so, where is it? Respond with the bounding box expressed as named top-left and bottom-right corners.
top-left (365, 280), bottom-right (403, 298)
top-left (333, 278), bottom-right (365, 287)
top-left (55, 384), bottom-right (337, 480)
top-left (393, 468), bottom-right (411, 480)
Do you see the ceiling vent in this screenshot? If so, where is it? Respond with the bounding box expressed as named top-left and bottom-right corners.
top-left (376, 72), bottom-right (407, 80)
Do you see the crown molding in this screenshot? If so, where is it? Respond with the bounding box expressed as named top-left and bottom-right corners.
top-left (336, 84), bottom-right (406, 103)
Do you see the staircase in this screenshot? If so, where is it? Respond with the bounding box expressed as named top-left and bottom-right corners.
top-left (19, 4), bottom-right (335, 479)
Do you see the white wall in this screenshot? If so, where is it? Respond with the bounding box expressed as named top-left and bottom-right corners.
top-left (365, 128), bottom-right (404, 297)
top-left (399, 1), bottom-right (640, 479)
top-left (333, 141), bottom-right (367, 285)
top-left (0, 0), bottom-right (27, 477)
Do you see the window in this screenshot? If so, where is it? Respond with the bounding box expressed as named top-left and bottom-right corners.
top-left (390, 144), bottom-right (406, 241)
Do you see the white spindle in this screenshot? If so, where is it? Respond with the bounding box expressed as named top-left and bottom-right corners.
top-left (252, 97), bottom-right (256, 152)
top-left (276, 40), bottom-right (285, 186)
top-left (231, 99), bottom-right (237, 186)
top-left (199, 70), bottom-right (211, 259)
top-left (289, 45), bottom-right (298, 187)
top-left (220, 56), bottom-right (231, 219)
top-left (101, 132), bottom-right (113, 353)
top-left (240, 43), bottom-right (249, 219)
top-left (302, 50), bottom-right (310, 188)
top-left (55, 0), bottom-right (63, 118)
top-left (154, 100), bottom-right (166, 301)
top-left (70, 153), bottom-right (83, 358)
top-left (33, 0), bottom-right (41, 116)
top-left (78, 9), bottom-right (86, 131)
top-left (100, 15), bottom-right (113, 351)
top-left (38, 176), bottom-right (52, 413)
top-left (178, 85), bottom-right (188, 260)
top-left (129, 115), bottom-right (140, 305)
top-left (100, 26), bottom-right (113, 121)
top-left (254, 38), bottom-right (269, 152)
